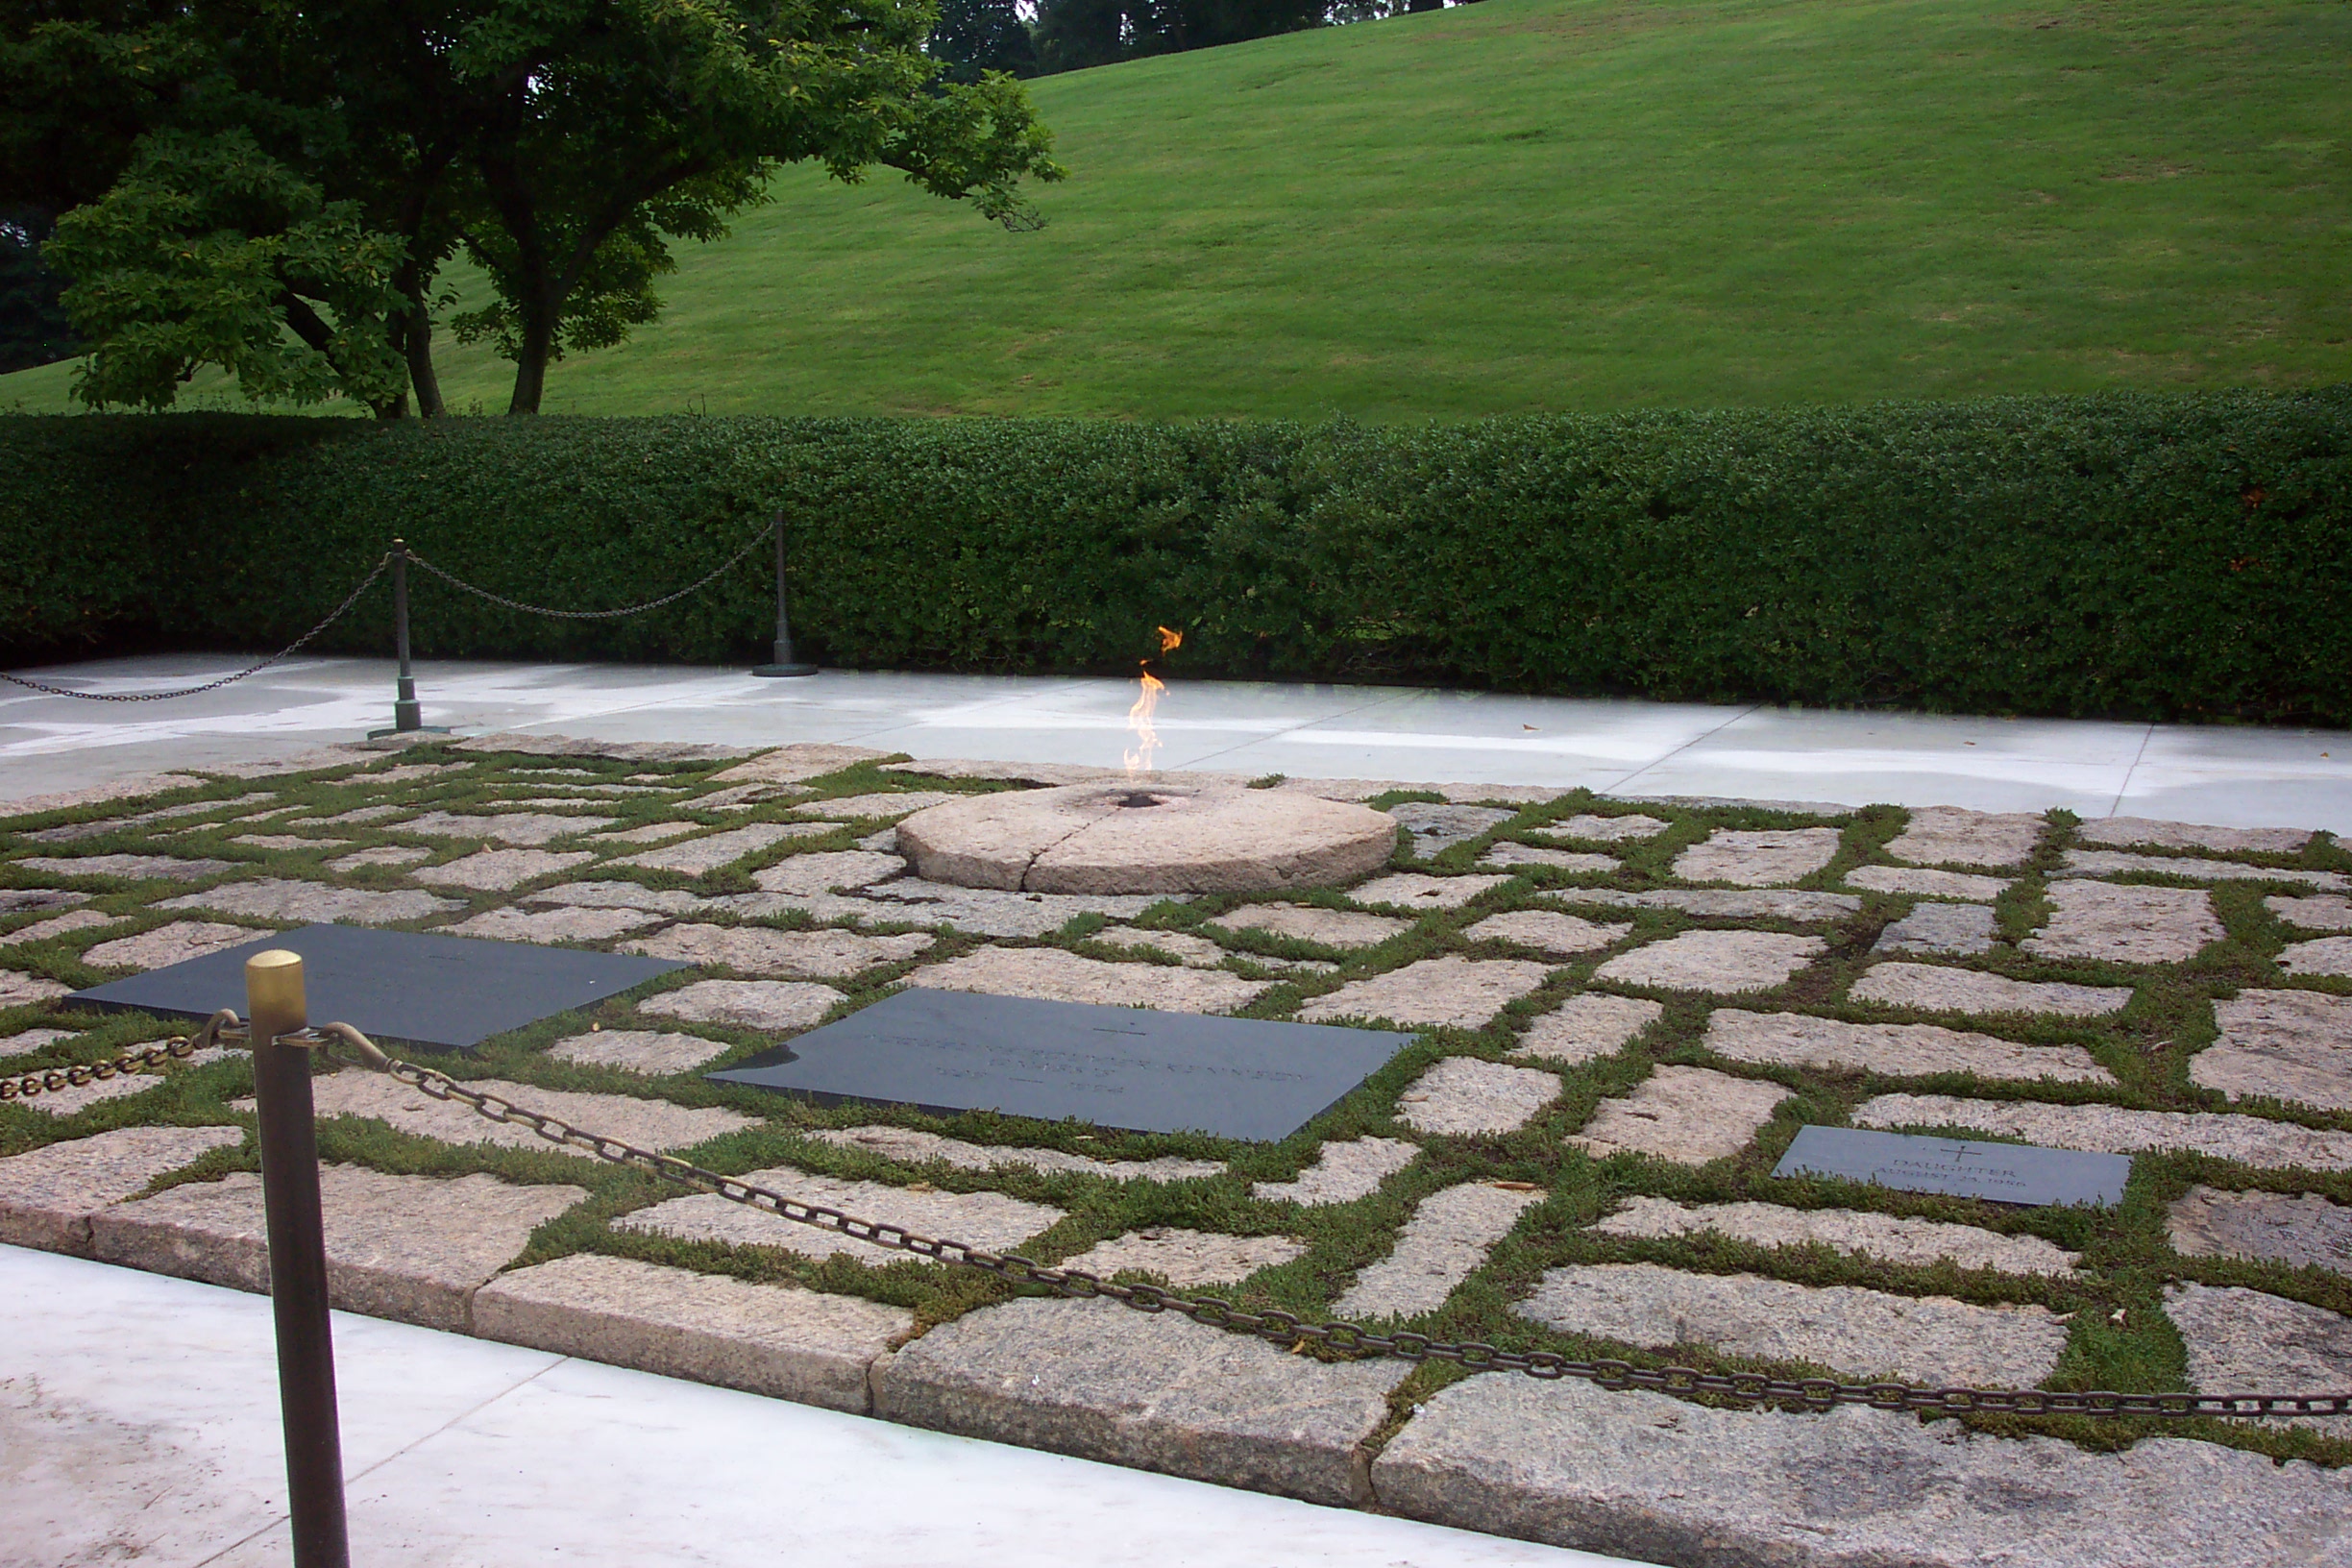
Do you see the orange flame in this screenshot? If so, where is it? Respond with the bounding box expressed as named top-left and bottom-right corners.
top-left (1157, 625), bottom-right (1184, 654)
top-left (1124, 664), bottom-right (1167, 776)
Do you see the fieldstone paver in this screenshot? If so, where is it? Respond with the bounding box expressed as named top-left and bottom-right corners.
top-left (2269, 894), bottom-right (2352, 931)
top-left (0, 1124), bottom-right (246, 1252)
top-left (687, 784), bottom-right (813, 813)
top-left (2168, 1186), bottom-right (2352, 1277)
top-left (2165, 1281), bottom-right (2352, 1424)
top-left (708, 743), bottom-right (892, 784)
top-left (847, 880), bottom-right (1168, 939)
top-left (14, 1061), bottom-right (211, 1118)
top-left (228, 834), bottom-right (351, 851)
top-left (623, 924), bottom-right (929, 979)
top-left (914, 946), bottom-right (1268, 1015)
top-left (1250, 1138), bottom-right (1419, 1204)
top-left (1335, 1182), bottom-right (1543, 1318)
top-left (1534, 813), bottom-right (1669, 842)
top-left (2081, 818), bottom-right (2313, 853)
top-left (0, 969), bottom-right (71, 1006)
top-left (454, 732), bottom-right (746, 763)
top-left (1673, 828), bottom-right (1840, 888)
top-left (750, 850), bottom-right (905, 894)
top-left (326, 845), bottom-right (433, 871)
top-left (1567, 1066), bottom-right (1790, 1165)
top-left (1884, 806), bottom-right (2045, 868)
top-left (1853, 1093), bottom-right (2352, 1170)
top-left (1704, 1009), bottom-right (2112, 1085)
top-left (283, 1070), bottom-right (755, 1155)
top-left (1463, 909), bottom-right (1629, 957)
top-left (1872, 901), bottom-right (1999, 956)
top-left (1395, 1057), bottom-right (1560, 1135)
top-left (618, 1166), bottom-right (1063, 1268)
top-left (1476, 842), bottom-right (1617, 873)
top-left (1061, 1227), bottom-right (1307, 1285)
top-left (1301, 956), bottom-right (1549, 1029)
top-left (549, 1028), bottom-right (730, 1075)
top-left (1593, 929), bottom-right (1824, 993)
top-left (1203, 903), bottom-right (1409, 948)
top-left (1508, 993), bottom-right (1663, 1066)
top-left (1388, 803), bottom-right (1513, 858)
top-left (15, 854), bottom-right (235, 882)
top-left (609, 823), bottom-right (820, 874)
top-left (412, 848), bottom-right (595, 892)
top-left (4, 909), bottom-right (121, 944)
top-left (526, 880), bottom-right (710, 914)
top-left (795, 791), bottom-right (961, 820)
top-left (2062, 848), bottom-right (2345, 890)
top-left (591, 821), bottom-right (700, 845)
top-left (81, 921), bottom-right (265, 971)
top-left (1850, 962), bottom-right (2131, 1017)
top-left (2195, 990), bottom-right (2352, 1111)
top-left (1595, 1196), bottom-right (2079, 1274)
top-left (2279, 937), bottom-right (2352, 976)
top-left (0, 890), bottom-right (93, 916)
top-left (2021, 879), bottom-right (2223, 964)
top-left (1517, 1262), bottom-right (2068, 1385)
top-left (809, 1126), bottom-right (1221, 1183)
top-left (1549, 888), bottom-right (1862, 920)
top-left (0, 1026), bottom-right (73, 1057)
top-left (1847, 865), bottom-right (2009, 900)
top-left (474, 1252), bottom-right (911, 1412)
top-left (1086, 924), bottom-right (1229, 966)
top-left (640, 979), bottom-right (841, 1031)
top-left (1347, 872), bottom-right (1512, 910)
top-left (1371, 1374), bottom-right (2352, 1567)
top-left (307, 805), bottom-right (407, 825)
top-left (89, 1164), bottom-right (585, 1332)
top-left (438, 905), bottom-right (659, 943)
top-left (398, 811), bottom-right (617, 845)
top-left (159, 878), bottom-right (462, 926)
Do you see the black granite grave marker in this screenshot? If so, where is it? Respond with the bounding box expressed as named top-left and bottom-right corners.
top-left (708, 987), bottom-right (1418, 1141)
top-left (1773, 1125), bottom-right (2129, 1208)
top-left (67, 922), bottom-right (687, 1051)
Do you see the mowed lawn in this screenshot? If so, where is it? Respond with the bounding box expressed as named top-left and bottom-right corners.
top-left (6, 0), bottom-right (2348, 419)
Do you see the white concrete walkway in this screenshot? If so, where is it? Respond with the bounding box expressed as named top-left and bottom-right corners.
top-left (3, 652), bottom-right (2347, 831)
top-left (0, 1246), bottom-right (1632, 1568)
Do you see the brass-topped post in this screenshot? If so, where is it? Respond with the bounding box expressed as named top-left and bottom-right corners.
top-left (751, 515), bottom-right (818, 677)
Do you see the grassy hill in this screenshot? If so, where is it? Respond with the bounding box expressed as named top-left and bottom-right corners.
top-left (5, 0), bottom-right (2347, 420)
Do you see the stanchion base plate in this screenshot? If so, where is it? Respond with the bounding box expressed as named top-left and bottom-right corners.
top-left (750, 664), bottom-right (820, 678)
top-left (367, 725), bottom-right (453, 738)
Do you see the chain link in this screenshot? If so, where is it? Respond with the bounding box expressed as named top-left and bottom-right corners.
top-left (284, 1026), bottom-right (2349, 1423)
top-left (0, 559), bottom-right (391, 702)
top-left (0, 1012), bottom-right (245, 1101)
top-left (403, 519), bottom-right (776, 622)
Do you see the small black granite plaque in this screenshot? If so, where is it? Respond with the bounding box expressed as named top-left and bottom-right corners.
top-left (67, 922), bottom-right (687, 1051)
top-left (1773, 1125), bottom-right (2129, 1208)
top-left (708, 987), bottom-right (1418, 1141)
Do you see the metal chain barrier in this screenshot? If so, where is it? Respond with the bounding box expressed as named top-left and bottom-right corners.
top-left (0, 558), bottom-right (391, 701)
top-left (403, 518), bottom-right (777, 622)
top-left (0, 1011), bottom-right (243, 1100)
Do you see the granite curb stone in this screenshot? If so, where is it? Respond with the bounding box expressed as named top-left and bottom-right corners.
top-left (0, 1124), bottom-right (246, 1252)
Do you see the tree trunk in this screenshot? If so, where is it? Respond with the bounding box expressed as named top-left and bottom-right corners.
top-left (507, 306), bottom-right (553, 414)
top-left (404, 301), bottom-right (446, 418)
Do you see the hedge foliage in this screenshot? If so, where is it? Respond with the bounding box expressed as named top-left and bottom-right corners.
top-left (4, 387), bottom-right (2348, 723)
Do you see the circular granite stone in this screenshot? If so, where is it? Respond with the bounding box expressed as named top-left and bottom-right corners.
top-left (896, 782), bottom-right (1398, 894)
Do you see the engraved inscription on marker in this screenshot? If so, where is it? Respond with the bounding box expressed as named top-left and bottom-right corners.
top-left (1773, 1124), bottom-right (2129, 1208)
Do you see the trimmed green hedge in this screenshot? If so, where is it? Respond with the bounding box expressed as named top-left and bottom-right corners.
top-left (4, 387), bottom-right (2348, 723)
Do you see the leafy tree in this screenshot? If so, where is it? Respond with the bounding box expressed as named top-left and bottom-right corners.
top-left (932, 0), bottom-right (1038, 81)
top-left (1033, 0), bottom-right (1324, 72)
top-left (0, 208), bottom-right (80, 372)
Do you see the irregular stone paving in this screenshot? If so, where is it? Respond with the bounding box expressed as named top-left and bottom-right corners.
top-left (1060, 1227), bottom-right (1308, 1285)
top-left (1461, 909), bottom-right (1629, 957)
top-left (230, 833), bottom-right (350, 851)
top-left (159, 877), bottom-right (461, 925)
top-left (1388, 802), bottom-right (1514, 857)
top-left (618, 1166), bottom-right (1064, 1269)
top-left (397, 810), bottom-right (617, 845)
top-left (2279, 937), bottom-right (2352, 975)
top-left (750, 850), bottom-right (906, 894)
top-left (4, 908), bottom-right (122, 944)
top-left (873, 1296), bottom-right (1409, 1507)
top-left (640, 978), bottom-right (841, 1030)
top-left (1347, 871), bottom-right (1513, 910)
top-left (843, 879), bottom-right (1169, 939)
top-left (413, 847), bottom-right (596, 891)
top-left (20, 796), bottom-right (268, 843)
top-left (1250, 1137), bottom-right (1418, 1204)
top-left (0, 1124), bottom-right (246, 1251)
top-left (81, 920), bottom-right (265, 970)
top-left (1301, 956), bottom-right (1550, 1029)
top-left (1086, 924), bottom-right (1229, 966)
top-left (605, 822), bottom-right (820, 873)
top-left (326, 845), bottom-right (432, 871)
top-left (526, 880), bottom-right (709, 914)
top-left (2270, 894), bottom-right (2352, 931)
top-left (709, 743), bottom-right (893, 784)
top-left (2021, 879), bottom-right (2224, 964)
top-left (14, 853), bottom-right (235, 882)
top-left (0, 1026), bottom-right (74, 1056)
top-left (1853, 1093), bottom-right (2352, 1170)
top-left (792, 791), bottom-right (961, 820)
top-left (1508, 993), bottom-right (1662, 1065)
top-left (914, 945), bottom-right (1268, 1014)
top-left (0, 969), bottom-right (71, 1006)
top-left (1203, 902), bottom-right (1409, 947)
top-left (2062, 848), bottom-right (2347, 890)
top-left (282, 1070), bottom-right (756, 1155)
top-left (1372, 1374), bottom-right (2352, 1567)
top-left (2195, 990), bottom-right (2352, 1110)
top-left (1849, 961), bottom-right (2132, 1017)
top-left (92, 1164), bottom-right (585, 1332)
top-left (809, 1126), bottom-right (1221, 1183)
top-left (1517, 1262), bottom-right (2070, 1386)
top-left (474, 1252), bottom-right (911, 1412)
top-left (1705, 1009), bottom-right (2112, 1085)
top-left (1883, 805), bottom-right (2046, 868)
top-left (441, 905), bottom-right (659, 943)
top-left (1568, 1066), bottom-right (1791, 1165)
top-left (307, 804), bottom-right (407, 825)
top-left (1593, 929), bottom-right (1824, 992)
top-left (591, 821), bottom-right (700, 844)
top-left (622, 923), bottom-right (929, 979)
top-left (1596, 1196), bottom-right (2082, 1275)
top-left (1846, 864), bottom-right (2009, 899)
top-left (1552, 888), bottom-right (1862, 920)
top-left (1873, 901), bottom-right (1999, 956)
top-left (1533, 813), bottom-right (1668, 842)
top-left (2081, 817), bottom-right (2314, 853)
top-left (549, 1028), bottom-right (731, 1075)
top-left (1395, 1056), bottom-right (1560, 1135)
top-left (0, 890), bottom-right (91, 915)
top-left (1335, 1182), bottom-right (1543, 1318)
top-left (1478, 841), bottom-right (1619, 873)
top-left (2164, 1282), bottom-right (2352, 1424)
top-left (1672, 827), bottom-right (1841, 888)
top-left (2168, 1186), bottom-right (2352, 1277)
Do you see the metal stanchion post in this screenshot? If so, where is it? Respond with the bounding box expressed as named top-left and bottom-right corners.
top-left (371, 538), bottom-right (449, 737)
top-left (246, 950), bottom-right (353, 1568)
top-left (751, 516), bottom-right (818, 677)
